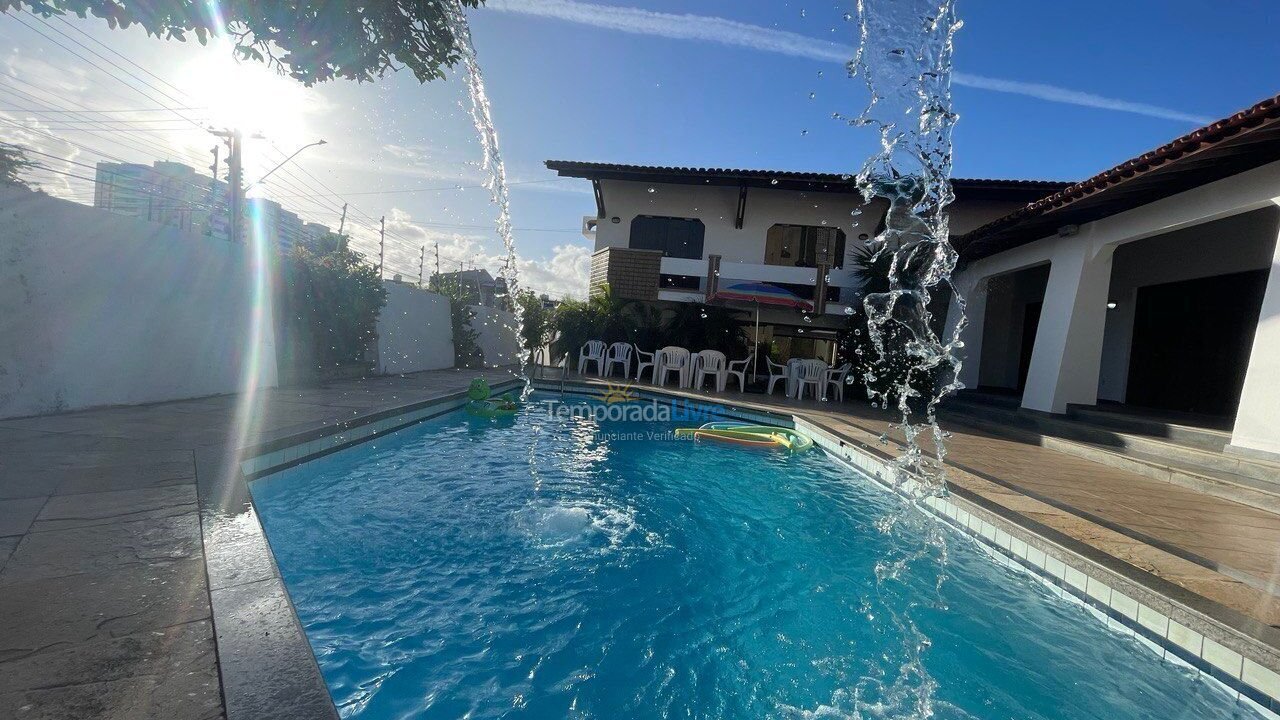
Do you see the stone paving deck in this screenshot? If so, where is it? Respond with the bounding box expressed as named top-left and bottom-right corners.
top-left (0, 368), bottom-right (503, 720)
top-left (3, 367), bottom-right (1280, 718)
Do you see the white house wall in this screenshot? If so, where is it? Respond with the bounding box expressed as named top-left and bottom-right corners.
top-left (1096, 207), bottom-right (1280, 402)
top-left (594, 178), bottom-right (1039, 303)
top-left (950, 159), bottom-right (1280, 457)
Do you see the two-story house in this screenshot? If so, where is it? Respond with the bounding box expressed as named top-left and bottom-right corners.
top-left (546, 160), bottom-right (1065, 362)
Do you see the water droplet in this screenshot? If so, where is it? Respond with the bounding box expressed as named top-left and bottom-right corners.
top-left (820, 220), bottom-right (828, 225)
top-left (845, 375), bottom-right (856, 384)
top-left (770, 178), bottom-right (779, 185)
top-left (799, 9), bottom-right (806, 17)
top-left (646, 187), bottom-right (656, 193)
top-left (843, 306), bottom-right (855, 316)
top-left (843, 12), bottom-right (853, 21)
top-left (808, 92), bottom-right (816, 100)
top-left (817, 70), bottom-right (824, 78)
top-left (700, 311), bottom-right (707, 319)
top-left (800, 129), bottom-right (809, 136)
top-left (803, 315), bottom-right (812, 323)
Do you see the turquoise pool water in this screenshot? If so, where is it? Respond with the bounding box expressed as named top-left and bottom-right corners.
top-left (251, 394), bottom-right (1255, 719)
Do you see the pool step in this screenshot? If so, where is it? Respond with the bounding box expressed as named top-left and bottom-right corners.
top-left (941, 397), bottom-right (1280, 514)
top-left (1064, 403), bottom-right (1232, 453)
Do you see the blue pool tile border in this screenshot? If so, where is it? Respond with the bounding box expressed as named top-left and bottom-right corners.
top-left (241, 379), bottom-right (523, 480)
top-left (542, 379), bottom-right (1280, 719)
top-left (240, 378), bottom-right (1280, 720)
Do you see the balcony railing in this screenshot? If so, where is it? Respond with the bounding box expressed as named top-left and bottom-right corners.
top-left (654, 256), bottom-right (857, 314)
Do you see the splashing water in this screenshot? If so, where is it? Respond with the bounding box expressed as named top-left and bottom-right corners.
top-left (850, 0), bottom-right (964, 495)
top-left (445, 1), bottom-right (528, 382)
top-left (835, 1), bottom-right (964, 718)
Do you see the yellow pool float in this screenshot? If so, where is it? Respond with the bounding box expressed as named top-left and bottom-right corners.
top-left (675, 421), bottom-right (813, 452)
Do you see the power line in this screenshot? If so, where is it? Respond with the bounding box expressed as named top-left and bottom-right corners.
top-left (0, 82), bottom-right (212, 168)
top-left (264, 177), bottom-right (571, 199)
top-left (0, 105), bottom-right (210, 114)
top-left (51, 14), bottom-right (198, 104)
top-left (15, 14), bottom-right (207, 132)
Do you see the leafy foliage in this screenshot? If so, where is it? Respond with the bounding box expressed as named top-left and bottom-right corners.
top-left (839, 245), bottom-right (944, 408)
top-left (514, 290), bottom-right (550, 354)
top-left (7, 0), bottom-right (484, 85)
top-left (662, 302), bottom-right (747, 356)
top-left (0, 143), bottom-right (39, 189)
top-left (279, 239), bottom-right (387, 382)
top-left (548, 286), bottom-right (747, 361)
top-left (433, 273), bottom-right (483, 368)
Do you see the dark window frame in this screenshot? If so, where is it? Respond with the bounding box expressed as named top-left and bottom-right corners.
top-left (629, 215), bottom-right (706, 259)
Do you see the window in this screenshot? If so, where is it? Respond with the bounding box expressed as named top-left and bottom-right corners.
top-left (629, 216), bottom-right (705, 259)
top-left (764, 224), bottom-right (846, 269)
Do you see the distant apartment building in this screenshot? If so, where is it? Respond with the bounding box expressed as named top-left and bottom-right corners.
top-left (92, 160), bottom-right (330, 250)
top-left (430, 268), bottom-right (510, 309)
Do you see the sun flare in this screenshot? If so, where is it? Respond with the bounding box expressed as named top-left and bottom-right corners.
top-left (178, 43), bottom-right (319, 175)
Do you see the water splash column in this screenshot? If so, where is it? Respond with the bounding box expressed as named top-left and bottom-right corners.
top-left (849, 0), bottom-right (963, 490)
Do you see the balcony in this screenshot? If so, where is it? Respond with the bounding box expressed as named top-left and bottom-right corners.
top-left (656, 256), bottom-right (857, 315)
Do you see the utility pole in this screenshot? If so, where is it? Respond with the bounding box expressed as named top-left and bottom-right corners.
top-left (208, 145), bottom-right (220, 191)
top-left (209, 129), bottom-right (244, 243)
top-left (338, 203), bottom-right (348, 235)
top-left (377, 215), bottom-right (386, 278)
top-left (205, 145), bottom-right (220, 238)
top-left (418, 246), bottom-right (425, 288)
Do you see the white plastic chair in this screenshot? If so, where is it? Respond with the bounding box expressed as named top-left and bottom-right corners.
top-left (693, 350), bottom-right (728, 392)
top-left (633, 345), bottom-right (656, 382)
top-left (825, 362), bottom-right (852, 401)
top-left (603, 342), bottom-right (633, 378)
top-left (765, 357), bottom-right (790, 396)
top-left (577, 340), bottom-right (606, 376)
top-left (794, 359), bottom-right (828, 400)
top-left (656, 346), bottom-right (691, 388)
top-left (726, 353), bottom-right (753, 393)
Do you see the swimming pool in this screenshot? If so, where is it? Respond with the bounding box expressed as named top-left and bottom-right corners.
top-left (251, 394), bottom-right (1256, 719)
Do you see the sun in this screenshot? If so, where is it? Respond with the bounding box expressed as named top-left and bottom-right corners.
top-left (177, 42), bottom-right (320, 174)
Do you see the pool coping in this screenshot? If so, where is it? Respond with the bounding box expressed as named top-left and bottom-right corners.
top-left (200, 377), bottom-right (523, 720)
top-left (222, 377), bottom-right (1280, 719)
top-left (539, 379), bottom-right (1280, 719)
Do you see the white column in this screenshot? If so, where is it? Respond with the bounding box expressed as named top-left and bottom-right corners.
top-left (1231, 203), bottom-right (1280, 458)
top-left (946, 275), bottom-right (987, 391)
top-left (1021, 239), bottom-right (1115, 413)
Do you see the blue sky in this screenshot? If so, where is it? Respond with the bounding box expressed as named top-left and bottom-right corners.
top-left (3, 0), bottom-right (1278, 297)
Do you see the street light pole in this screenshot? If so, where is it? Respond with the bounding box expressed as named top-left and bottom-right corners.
top-left (249, 139), bottom-right (327, 189)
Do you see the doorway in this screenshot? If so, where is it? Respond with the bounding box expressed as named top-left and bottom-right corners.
top-left (1125, 269), bottom-right (1268, 416)
top-left (1016, 301), bottom-right (1042, 392)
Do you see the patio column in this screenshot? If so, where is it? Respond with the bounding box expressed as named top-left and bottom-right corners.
top-left (1021, 239), bottom-right (1115, 414)
top-left (946, 275), bottom-right (987, 391)
top-left (1231, 202), bottom-right (1280, 459)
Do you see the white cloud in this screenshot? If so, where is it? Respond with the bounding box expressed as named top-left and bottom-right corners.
top-left (487, 0), bottom-right (1213, 125)
top-left (518, 243), bottom-right (592, 299)
top-left (381, 208), bottom-right (590, 297)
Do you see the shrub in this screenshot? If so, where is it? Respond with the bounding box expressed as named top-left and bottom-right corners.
top-left (433, 274), bottom-right (484, 368)
top-left (279, 238), bottom-right (387, 382)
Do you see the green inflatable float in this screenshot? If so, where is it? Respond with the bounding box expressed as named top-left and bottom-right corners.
top-left (465, 379), bottom-right (519, 418)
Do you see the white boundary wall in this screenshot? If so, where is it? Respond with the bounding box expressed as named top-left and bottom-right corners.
top-left (0, 188), bottom-right (278, 418)
top-left (469, 305), bottom-right (521, 368)
top-left (377, 282), bottom-right (454, 374)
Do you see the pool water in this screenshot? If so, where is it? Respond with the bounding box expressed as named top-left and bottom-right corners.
top-left (251, 394), bottom-right (1256, 719)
